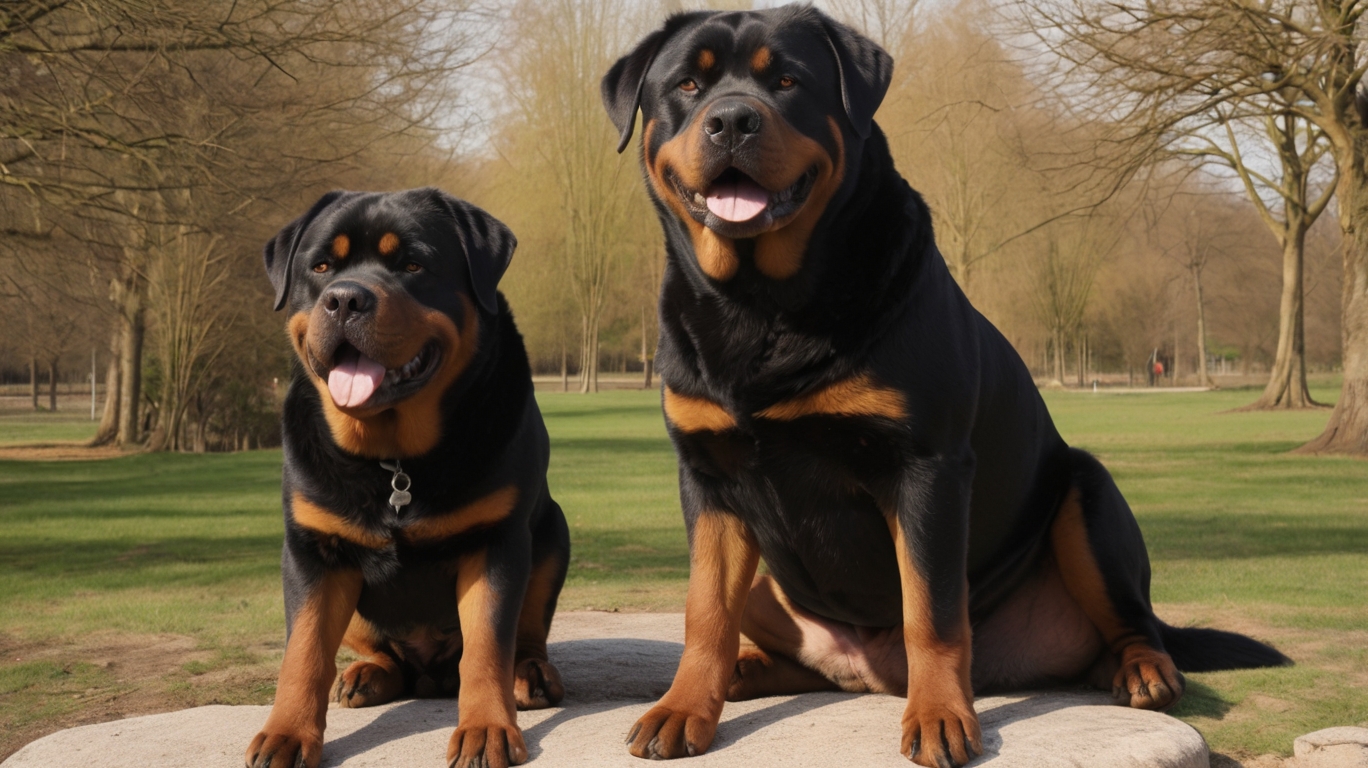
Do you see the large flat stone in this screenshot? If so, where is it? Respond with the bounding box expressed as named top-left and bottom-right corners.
top-left (2, 613), bottom-right (1209, 768)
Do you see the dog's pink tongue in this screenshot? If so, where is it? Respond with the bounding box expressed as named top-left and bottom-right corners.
top-left (327, 347), bottom-right (386, 408)
top-left (706, 175), bottom-right (769, 222)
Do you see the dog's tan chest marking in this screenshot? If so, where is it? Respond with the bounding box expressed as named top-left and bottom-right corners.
top-left (403, 485), bottom-right (519, 542)
top-left (664, 386), bottom-right (738, 433)
top-left (755, 374), bottom-right (906, 421)
top-left (290, 493), bottom-right (391, 549)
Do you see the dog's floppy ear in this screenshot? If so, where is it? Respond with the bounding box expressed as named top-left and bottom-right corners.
top-left (263, 190), bottom-right (348, 311)
top-left (815, 12), bottom-right (893, 140)
top-left (430, 189), bottom-right (516, 315)
top-left (602, 11), bottom-right (713, 153)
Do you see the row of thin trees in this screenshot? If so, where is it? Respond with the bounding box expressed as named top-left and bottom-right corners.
top-left (3, 0), bottom-right (1365, 455)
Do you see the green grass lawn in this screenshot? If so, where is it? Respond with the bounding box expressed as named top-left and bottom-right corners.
top-left (0, 386), bottom-right (1364, 761)
top-left (0, 409), bottom-right (101, 445)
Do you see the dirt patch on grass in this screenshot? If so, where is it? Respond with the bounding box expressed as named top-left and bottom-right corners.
top-left (0, 631), bottom-right (278, 761)
top-left (0, 444), bottom-right (129, 461)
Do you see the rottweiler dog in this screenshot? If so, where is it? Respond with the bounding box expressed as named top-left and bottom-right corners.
top-left (602, 8), bottom-right (1290, 767)
top-left (246, 188), bottom-right (568, 768)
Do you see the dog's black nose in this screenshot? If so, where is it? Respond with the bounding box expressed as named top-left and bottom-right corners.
top-left (704, 101), bottom-right (762, 147)
top-left (320, 281), bottom-right (376, 323)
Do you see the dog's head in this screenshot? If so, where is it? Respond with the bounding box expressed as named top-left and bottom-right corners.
top-left (602, 7), bottom-right (891, 282)
top-left (263, 188), bottom-right (515, 457)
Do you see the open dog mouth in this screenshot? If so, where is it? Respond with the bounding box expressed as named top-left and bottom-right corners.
top-left (320, 340), bottom-right (441, 409)
top-left (671, 166), bottom-right (817, 235)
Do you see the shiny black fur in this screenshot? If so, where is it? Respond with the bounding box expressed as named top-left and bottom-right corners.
top-left (604, 6), bottom-right (1288, 683)
top-left (268, 189), bottom-right (569, 697)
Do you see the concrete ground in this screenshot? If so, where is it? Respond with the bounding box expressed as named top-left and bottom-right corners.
top-left (2, 613), bottom-right (1210, 768)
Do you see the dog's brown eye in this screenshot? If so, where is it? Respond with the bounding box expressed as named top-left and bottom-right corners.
top-left (679, 78), bottom-right (698, 93)
top-left (312, 262), bottom-right (329, 273)
top-left (405, 262), bottom-right (422, 273)
top-left (779, 76), bottom-right (795, 89)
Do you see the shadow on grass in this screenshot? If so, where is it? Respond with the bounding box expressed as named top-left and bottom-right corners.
top-left (0, 535), bottom-right (281, 591)
top-left (1140, 512), bottom-right (1368, 560)
top-left (1168, 679), bottom-right (1234, 720)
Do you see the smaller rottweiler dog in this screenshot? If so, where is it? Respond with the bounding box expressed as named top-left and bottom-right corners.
top-left (246, 188), bottom-right (568, 768)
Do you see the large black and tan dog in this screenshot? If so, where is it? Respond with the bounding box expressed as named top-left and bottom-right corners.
top-left (246, 188), bottom-right (568, 768)
top-left (602, 8), bottom-right (1289, 767)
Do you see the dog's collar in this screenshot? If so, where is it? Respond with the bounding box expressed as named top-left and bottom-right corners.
top-left (379, 460), bottom-right (412, 516)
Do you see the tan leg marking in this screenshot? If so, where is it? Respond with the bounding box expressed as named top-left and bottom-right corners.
top-left (628, 513), bottom-right (760, 759)
top-left (889, 515), bottom-right (982, 768)
top-left (513, 555), bottom-right (565, 709)
top-left (755, 373), bottom-right (906, 421)
top-left (448, 549), bottom-right (527, 768)
top-left (334, 613), bottom-right (404, 708)
top-left (403, 486), bottom-right (518, 543)
top-left (1051, 489), bottom-right (1183, 709)
top-left (246, 569), bottom-right (363, 768)
top-left (663, 386), bottom-right (738, 433)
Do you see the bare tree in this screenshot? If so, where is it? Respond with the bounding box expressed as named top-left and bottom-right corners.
top-left (1021, 0), bottom-right (1368, 453)
top-left (498, 0), bottom-right (655, 393)
top-left (1031, 219), bottom-right (1111, 385)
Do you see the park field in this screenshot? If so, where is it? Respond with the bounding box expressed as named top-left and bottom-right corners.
top-left (0, 386), bottom-right (1364, 763)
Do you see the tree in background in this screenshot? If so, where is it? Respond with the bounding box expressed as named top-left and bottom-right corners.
top-left (490, 0), bottom-right (658, 393)
top-left (1021, 0), bottom-right (1368, 452)
top-left (1, 0), bottom-right (480, 449)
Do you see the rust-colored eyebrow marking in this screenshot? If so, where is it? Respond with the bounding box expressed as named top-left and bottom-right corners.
top-left (403, 486), bottom-right (518, 542)
top-left (378, 232), bottom-right (400, 256)
top-left (751, 46), bottom-right (772, 73)
top-left (698, 48), bottom-right (716, 71)
top-left (291, 492), bottom-right (391, 549)
top-left (756, 374), bottom-right (907, 421)
top-left (663, 386), bottom-right (738, 433)
top-left (332, 234), bottom-right (350, 259)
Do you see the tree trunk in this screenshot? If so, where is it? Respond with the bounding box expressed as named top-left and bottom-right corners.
top-left (1051, 328), bottom-right (1065, 384)
top-left (1193, 266), bottom-right (1213, 389)
top-left (92, 335), bottom-right (121, 446)
top-left (30, 357), bottom-right (39, 411)
top-left (116, 293), bottom-right (146, 446)
top-left (1245, 231), bottom-right (1319, 408)
top-left (560, 344), bottom-right (569, 392)
top-left (579, 311), bottom-right (600, 393)
top-left (1299, 140), bottom-right (1368, 454)
top-left (48, 359), bottom-right (58, 412)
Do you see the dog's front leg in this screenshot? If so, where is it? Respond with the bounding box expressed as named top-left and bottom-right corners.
top-left (247, 567), bottom-right (363, 768)
top-left (888, 449), bottom-right (983, 768)
top-left (449, 534), bottom-right (531, 768)
top-left (627, 506), bottom-right (759, 759)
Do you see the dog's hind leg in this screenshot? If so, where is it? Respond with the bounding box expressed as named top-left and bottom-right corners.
top-left (334, 614), bottom-right (406, 708)
top-left (1051, 448), bottom-right (1185, 710)
top-left (728, 574), bottom-right (843, 700)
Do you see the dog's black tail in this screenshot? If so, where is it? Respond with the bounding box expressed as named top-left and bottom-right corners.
top-left (1160, 623), bottom-right (1293, 672)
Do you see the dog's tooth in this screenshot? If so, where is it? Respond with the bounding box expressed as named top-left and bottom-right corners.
top-left (694, 193), bottom-right (705, 206)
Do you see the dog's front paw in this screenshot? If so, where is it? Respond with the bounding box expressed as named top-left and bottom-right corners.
top-left (1113, 645), bottom-right (1185, 710)
top-left (447, 721), bottom-right (527, 768)
top-left (900, 703), bottom-right (982, 768)
top-left (245, 727), bottom-right (321, 768)
top-left (625, 701), bottom-right (719, 759)
top-left (514, 658), bottom-right (564, 709)
top-left (333, 659), bottom-right (404, 708)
